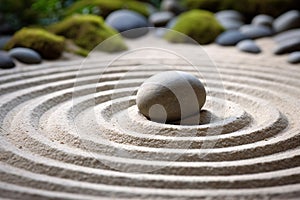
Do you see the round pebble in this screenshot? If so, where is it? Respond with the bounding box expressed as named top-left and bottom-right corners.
top-left (251, 14), bottom-right (274, 27)
top-left (149, 11), bottom-right (174, 27)
top-left (217, 18), bottom-right (244, 30)
top-left (105, 10), bottom-right (149, 38)
top-left (287, 51), bottom-right (300, 64)
top-left (237, 40), bottom-right (261, 54)
top-left (274, 38), bottom-right (300, 55)
top-left (274, 28), bottom-right (300, 44)
top-left (0, 51), bottom-right (15, 69)
top-left (273, 10), bottom-right (300, 33)
top-left (161, 0), bottom-right (183, 15)
top-left (240, 25), bottom-right (273, 39)
top-left (9, 47), bottom-right (42, 64)
top-left (215, 30), bottom-right (248, 46)
top-left (215, 10), bottom-right (244, 22)
top-left (136, 71), bottom-right (206, 123)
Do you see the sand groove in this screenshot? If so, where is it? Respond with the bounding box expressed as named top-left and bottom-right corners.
top-left (0, 38), bottom-right (300, 199)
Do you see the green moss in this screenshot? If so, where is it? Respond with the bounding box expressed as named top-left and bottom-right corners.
top-left (182, 0), bottom-right (300, 21)
top-left (65, 0), bottom-right (150, 17)
top-left (49, 14), bottom-right (127, 53)
top-left (165, 10), bottom-right (224, 44)
top-left (5, 28), bottom-right (65, 59)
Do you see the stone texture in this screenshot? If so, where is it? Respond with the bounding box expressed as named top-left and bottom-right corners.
top-left (237, 40), bottom-right (261, 54)
top-left (215, 30), bottom-right (248, 46)
top-left (273, 10), bottom-right (300, 33)
top-left (161, 0), bottom-right (183, 15)
top-left (217, 18), bottom-right (244, 30)
top-left (9, 47), bottom-right (42, 64)
top-left (215, 10), bottom-right (244, 22)
top-left (136, 71), bottom-right (206, 123)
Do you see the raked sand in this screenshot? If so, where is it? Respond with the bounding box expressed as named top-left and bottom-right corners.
top-left (0, 33), bottom-right (300, 199)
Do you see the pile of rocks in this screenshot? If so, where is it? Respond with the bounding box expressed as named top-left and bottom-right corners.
top-left (215, 10), bottom-right (300, 63)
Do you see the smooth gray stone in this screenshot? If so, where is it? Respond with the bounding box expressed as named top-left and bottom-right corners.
top-left (273, 10), bottom-right (300, 33)
top-left (217, 18), bottom-right (244, 30)
top-left (240, 25), bottom-right (274, 39)
top-left (0, 51), bottom-right (15, 69)
top-left (0, 35), bottom-right (11, 50)
top-left (273, 29), bottom-right (300, 44)
top-left (161, 0), bottom-right (183, 15)
top-left (215, 10), bottom-right (244, 22)
top-left (9, 47), bottom-right (42, 64)
top-left (149, 11), bottom-right (174, 27)
top-left (237, 39), bottom-right (261, 54)
top-left (252, 14), bottom-right (274, 27)
top-left (274, 38), bottom-right (300, 55)
top-left (287, 51), bottom-right (300, 64)
top-left (215, 30), bottom-right (248, 46)
top-left (105, 10), bottom-right (149, 38)
top-left (136, 71), bottom-right (206, 123)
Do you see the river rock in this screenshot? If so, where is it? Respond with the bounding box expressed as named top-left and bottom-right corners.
top-left (274, 38), bottom-right (300, 55)
top-left (217, 18), bottom-right (244, 30)
top-left (136, 71), bottom-right (206, 123)
top-left (9, 47), bottom-right (42, 64)
top-left (237, 40), bottom-right (261, 54)
top-left (149, 11), bottom-right (174, 27)
top-left (161, 0), bottom-right (183, 15)
top-left (215, 10), bottom-right (244, 22)
top-left (273, 29), bottom-right (300, 44)
top-left (287, 51), bottom-right (300, 64)
top-left (273, 10), bottom-right (300, 33)
top-left (240, 25), bottom-right (273, 39)
top-left (215, 30), bottom-right (248, 46)
top-left (0, 51), bottom-right (15, 69)
top-left (251, 14), bottom-right (274, 27)
top-left (105, 10), bottom-right (149, 38)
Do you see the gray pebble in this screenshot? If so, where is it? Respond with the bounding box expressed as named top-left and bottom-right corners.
top-left (237, 40), bottom-right (261, 54)
top-left (149, 11), bottom-right (174, 27)
top-left (288, 51), bottom-right (300, 64)
top-left (251, 14), bottom-right (273, 27)
top-left (136, 71), bottom-right (206, 123)
top-left (274, 38), bottom-right (300, 55)
top-left (9, 47), bottom-right (42, 64)
top-left (273, 10), bottom-right (300, 33)
top-left (105, 10), bottom-right (149, 38)
top-left (240, 25), bottom-right (273, 39)
top-left (215, 30), bottom-right (248, 46)
top-left (0, 51), bottom-right (15, 69)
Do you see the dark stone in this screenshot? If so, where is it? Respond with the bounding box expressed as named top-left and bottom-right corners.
top-left (273, 10), bottom-right (300, 33)
top-left (274, 29), bottom-right (300, 44)
top-left (105, 10), bottom-right (149, 38)
top-left (9, 47), bottom-right (42, 64)
top-left (161, 0), bottom-right (184, 15)
top-left (288, 51), bottom-right (300, 64)
top-left (0, 35), bottom-right (11, 50)
top-left (240, 25), bottom-right (274, 39)
top-left (252, 14), bottom-right (273, 28)
top-left (149, 11), bottom-right (174, 27)
top-left (237, 40), bottom-right (261, 54)
top-left (0, 51), bottom-right (15, 69)
top-left (215, 30), bottom-right (248, 46)
top-left (274, 38), bottom-right (300, 55)
top-left (217, 18), bottom-right (244, 30)
top-left (215, 10), bottom-right (244, 22)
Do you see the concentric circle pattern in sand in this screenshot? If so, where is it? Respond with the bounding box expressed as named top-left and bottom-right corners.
top-left (0, 37), bottom-right (300, 199)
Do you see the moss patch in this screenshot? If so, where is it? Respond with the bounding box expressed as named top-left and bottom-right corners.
top-left (165, 10), bottom-right (224, 44)
top-left (65, 0), bottom-right (150, 18)
top-left (49, 14), bottom-right (127, 53)
top-left (5, 28), bottom-right (65, 59)
top-left (182, 0), bottom-right (300, 21)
